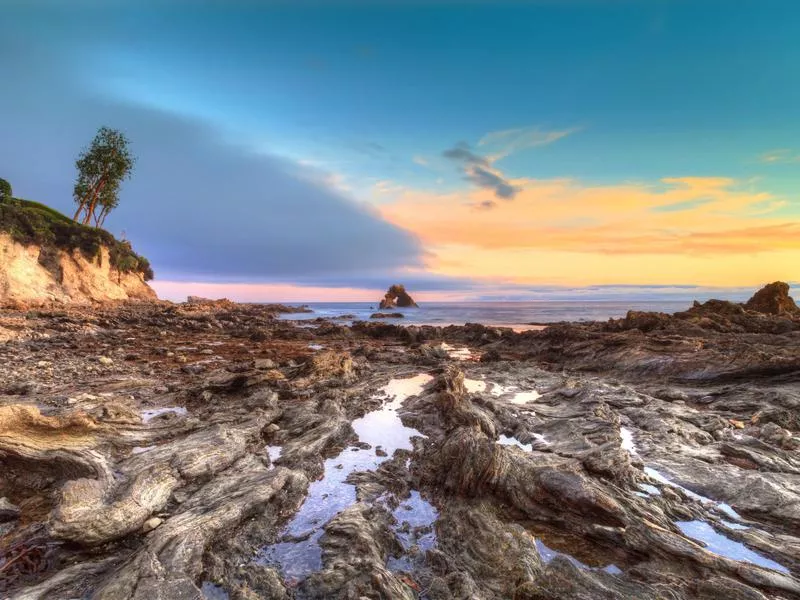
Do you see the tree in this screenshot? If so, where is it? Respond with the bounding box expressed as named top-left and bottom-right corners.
top-left (0, 178), bottom-right (11, 202)
top-left (73, 127), bottom-right (135, 227)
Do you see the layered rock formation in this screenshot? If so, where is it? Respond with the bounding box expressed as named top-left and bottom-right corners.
top-left (0, 233), bottom-right (156, 306)
top-left (379, 284), bottom-right (418, 310)
top-left (2, 286), bottom-right (800, 599)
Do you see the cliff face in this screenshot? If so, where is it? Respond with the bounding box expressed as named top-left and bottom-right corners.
top-left (0, 233), bottom-right (156, 305)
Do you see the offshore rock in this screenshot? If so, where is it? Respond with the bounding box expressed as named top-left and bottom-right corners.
top-left (379, 284), bottom-right (419, 309)
top-left (745, 281), bottom-right (800, 316)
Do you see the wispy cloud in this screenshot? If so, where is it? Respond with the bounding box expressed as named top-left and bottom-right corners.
top-left (442, 141), bottom-right (520, 200)
top-left (412, 155), bottom-right (429, 167)
top-left (760, 149), bottom-right (800, 164)
top-left (440, 126), bottom-right (574, 202)
top-left (479, 125), bottom-right (578, 161)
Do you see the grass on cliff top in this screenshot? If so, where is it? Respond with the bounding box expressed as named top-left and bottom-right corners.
top-left (0, 197), bottom-right (154, 281)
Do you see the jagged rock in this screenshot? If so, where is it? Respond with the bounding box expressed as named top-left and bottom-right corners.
top-left (378, 284), bottom-right (418, 310)
top-left (745, 281), bottom-right (800, 316)
top-left (370, 312), bottom-right (404, 319)
top-left (302, 503), bottom-right (413, 599)
top-left (0, 497), bottom-right (20, 522)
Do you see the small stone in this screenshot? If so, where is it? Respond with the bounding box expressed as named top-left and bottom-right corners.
top-left (98, 356), bottom-right (114, 366)
top-left (254, 358), bottom-right (276, 370)
top-left (0, 497), bottom-right (21, 522)
top-left (200, 349), bottom-right (214, 355)
top-left (266, 423), bottom-right (280, 434)
top-left (142, 517), bottom-right (163, 533)
top-left (375, 446), bottom-right (388, 457)
top-left (201, 390), bottom-right (214, 402)
top-left (36, 360), bottom-right (51, 368)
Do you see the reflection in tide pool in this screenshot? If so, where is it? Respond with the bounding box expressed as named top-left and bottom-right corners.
top-left (266, 445), bottom-right (282, 467)
top-left (498, 434), bottom-right (533, 452)
top-left (392, 490), bottom-right (438, 552)
top-left (645, 467), bottom-right (743, 520)
top-left (620, 427), bottom-right (637, 454)
top-left (536, 539), bottom-right (622, 575)
top-left (201, 581), bottom-right (229, 600)
top-left (509, 390), bottom-right (541, 404)
top-left (439, 342), bottom-right (474, 360)
top-left (675, 520), bottom-right (789, 573)
top-left (462, 377), bottom-right (540, 404)
top-left (259, 374), bottom-right (433, 582)
top-left (141, 407), bottom-right (188, 422)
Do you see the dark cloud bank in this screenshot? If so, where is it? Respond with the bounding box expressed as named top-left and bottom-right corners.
top-left (0, 40), bottom-right (425, 284)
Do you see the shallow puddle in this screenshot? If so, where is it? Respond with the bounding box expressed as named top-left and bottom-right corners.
top-left (509, 390), bottom-right (541, 404)
top-left (498, 434), bottom-right (532, 452)
top-left (266, 445), bottom-right (282, 466)
top-left (620, 427), bottom-right (637, 454)
top-left (536, 539), bottom-right (622, 574)
top-left (462, 377), bottom-right (540, 404)
top-left (392, 490), bottom-right (438, 552)
top-left (141, 407), bottom-right (188, 423)
top-left (201, 581), bottom-right (229, 600)
top-left (675, 520), bottom-right (789, 573)
top-left (645, 467), bottom-right (743, 520)
top-left (260, 374), bottom-right (432, 582)
top-left (439, 342), bottom-right (474, 361)
top-left (464, 378), bottom-right (487, 394)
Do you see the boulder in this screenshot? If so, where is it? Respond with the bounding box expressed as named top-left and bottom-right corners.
top-left (744, 281), bottom-right (800, 316)
top-left (369, 312), bottom-right (404, 319)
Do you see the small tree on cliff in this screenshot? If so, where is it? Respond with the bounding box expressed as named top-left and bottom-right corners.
top-left (73, 127), bottom-right (135, 227)
top-left (0, 178), bottom-right (11, 202)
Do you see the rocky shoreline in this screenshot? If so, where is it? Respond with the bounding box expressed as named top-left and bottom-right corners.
top-left (1, 286), bottom-right (800, 599)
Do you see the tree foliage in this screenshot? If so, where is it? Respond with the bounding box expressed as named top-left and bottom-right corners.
top-left (73, 127), bottom-right (135, 227)
top-left (0, 178), bottom-right (11, 202)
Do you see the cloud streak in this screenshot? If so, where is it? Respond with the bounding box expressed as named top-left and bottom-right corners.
top-left (441, 126), bottom-right (574, 201)
top-left (760, 149), bottom-right (800, 164)
top-left (442, 142), bottom-right (520, 200)
top-left (478, 125), bottom-right (577, 161)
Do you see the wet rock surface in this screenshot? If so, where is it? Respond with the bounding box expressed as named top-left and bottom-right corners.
top-left (1, 288), bottom-right (799, 599)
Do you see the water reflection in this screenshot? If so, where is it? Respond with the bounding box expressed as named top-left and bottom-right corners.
top-left (675, 520), bottom-right (789, 573)
top-left (259, 374), bottom-right (433, 582)
top-left (141, 407), bottom-right (188, 422)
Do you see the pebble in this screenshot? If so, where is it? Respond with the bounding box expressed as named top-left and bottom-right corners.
top-left (142, 517), bottom-right (163, 533)
top-left (98, 356), bottom-right (114, 366)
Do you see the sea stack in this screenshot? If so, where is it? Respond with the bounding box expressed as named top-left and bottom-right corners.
top-left (744, 281), bottom-right (800, 316)
top-left (378, 284), bottom-right (418, 309)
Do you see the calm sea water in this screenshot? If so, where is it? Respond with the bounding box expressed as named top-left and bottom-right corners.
top-left (277, 301), bottom-right (692, 328)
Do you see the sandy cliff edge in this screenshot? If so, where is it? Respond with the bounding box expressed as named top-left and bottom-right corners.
top-left (0, 232), bottom-right (156, 305)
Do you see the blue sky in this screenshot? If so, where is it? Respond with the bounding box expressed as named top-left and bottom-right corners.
top-left (1, 0), bottom-right (798, 300)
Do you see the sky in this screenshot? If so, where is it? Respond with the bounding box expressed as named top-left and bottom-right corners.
top-left (1, 0), bottom-right (798, 302)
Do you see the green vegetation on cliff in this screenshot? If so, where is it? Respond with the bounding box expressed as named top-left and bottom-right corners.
top-left (0, 196), bottom-right (153, 281)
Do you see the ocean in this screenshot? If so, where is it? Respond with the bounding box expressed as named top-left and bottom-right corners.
top-left (277, 300), bottom-right (693, 329)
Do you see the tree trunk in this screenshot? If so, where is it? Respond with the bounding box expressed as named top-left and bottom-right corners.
top-left (83, 177), bottom-right (108, 226)
top-left (96, 206), bottom-right (110, 228)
